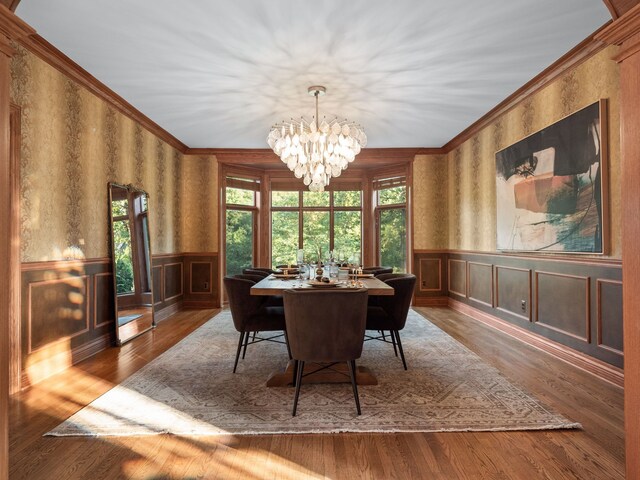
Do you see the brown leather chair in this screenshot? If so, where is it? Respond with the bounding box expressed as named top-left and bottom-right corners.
top-left (242, 267), bottom-right (272, 278)
top-left (365, 273), bottom-right (416, 370)
top-left (241, 269), bottom-right (284, 308)
top-left (224, 275), bottom-right (290, 373)
top-left (363, 266), bottom-right (394, 276)
top-left (283, 288), bottom-right (368, 416)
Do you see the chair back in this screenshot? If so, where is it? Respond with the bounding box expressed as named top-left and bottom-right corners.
top-left (363, 266), bottom-right (393, 276)
top-left (377, 274), bottom-right (416, 330)
top-left (283, 289), bottom-right (368, 363)
top-left (242, 268), bottom-right (271, 278)
top-left (235, 273), bottom-right (266, 283)
top-left (223, 276), bottom-right (266, 332)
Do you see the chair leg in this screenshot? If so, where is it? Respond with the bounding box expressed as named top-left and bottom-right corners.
top-left (233, 332), bottom-right (246, 373)
top-left (284, 330), bottom-right (292, 360)
top-left (242, 331), bottom-right (251, 359)
top-left (292, 357), bottom-right (298, 387)
top-left (390, 330), bottom-right (398, 357)
top-left (347, 360), bottom-right (362, 415)
top-left (394, 330), bottom-right (408, 370)
top-left (380, 330), bottom-right (386, 341)
top-left (292, 360), bottom-right (305, 416)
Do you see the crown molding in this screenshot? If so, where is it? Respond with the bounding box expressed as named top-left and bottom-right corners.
top-left (0, 1), bottom-right (20, 13)
top-left (4, 5), bottom-right (617, 159)
top-left (16, 33), bottom-right (188, 152)
top-left (186, 147), bottom-right (442, 167)
top-left (0, 4), bottom-right (33, 41)
top-left (603, 0), bottom-right (621, 18)
top-left (596, 3), bottom-right (640, 61)
top-left (443, 24), bottom-right (610, 152)
top-left (602, 0), bottom-right (640, 19)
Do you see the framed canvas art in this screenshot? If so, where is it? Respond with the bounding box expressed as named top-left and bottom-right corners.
top-left (495, 100), bottom-right (607, 253)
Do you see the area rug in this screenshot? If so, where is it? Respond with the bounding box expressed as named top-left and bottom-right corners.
top-left (46, 309), bottom-right (580, 436)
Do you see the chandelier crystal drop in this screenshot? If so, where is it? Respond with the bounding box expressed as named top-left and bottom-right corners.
top-left (267, 86), bottom-right (367, 192)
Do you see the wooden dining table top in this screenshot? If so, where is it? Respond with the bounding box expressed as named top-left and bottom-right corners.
top-left (250, 275), bottom-right (395, 296)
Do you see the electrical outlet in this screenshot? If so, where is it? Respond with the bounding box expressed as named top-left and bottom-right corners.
top-left (521, 299), bottom-right (526, 311)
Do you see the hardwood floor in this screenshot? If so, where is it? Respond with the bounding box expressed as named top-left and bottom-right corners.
top-left (9, 306), bottom-right (624, 479)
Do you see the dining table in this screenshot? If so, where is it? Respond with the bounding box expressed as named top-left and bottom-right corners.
top-left (250, 274), bottom-right (395, 296)
top-left (250, 273), bottom-right (394, 387)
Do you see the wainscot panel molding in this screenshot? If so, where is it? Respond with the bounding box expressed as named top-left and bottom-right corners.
top-left (412, 250), bottom-right (623, 370)
top-left (151, 254), bottom-right (184, 320)
top-left (448, 298), bottom-right (624, 388)
top-left (183, 252), bottom-right (220, 309)
top-left (413, 251), bottom-right (448, 306)
top-left (18, 253), bottom-right (218, 387)
top-left (20, 258), bottom-right (115, 388)
top-left (448, 258), bottom-right (467, 298)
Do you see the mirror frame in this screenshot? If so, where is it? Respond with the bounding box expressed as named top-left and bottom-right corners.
top-left (108, 182), bottom-right (156, 345)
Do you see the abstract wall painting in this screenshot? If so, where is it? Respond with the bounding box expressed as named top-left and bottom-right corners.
top-left (495, 100), bottom-right (607, 253)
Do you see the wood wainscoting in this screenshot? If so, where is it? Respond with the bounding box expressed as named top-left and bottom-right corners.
top-left (414, 250), bottom-right (623, 375)
top-left (182, 252), bottom-right (219, 309)
top-left (152, 254), bottom-right (185, 322)
top-left (18, 252), bottom-right (219, 389)
top-left (20, 258), bottom-right (115, 388)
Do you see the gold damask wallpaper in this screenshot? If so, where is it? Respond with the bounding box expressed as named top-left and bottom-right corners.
top-left (11, 41), bottom-right (621, 262)
top-left (413, 154), bottom-right (448, 250)
top-left (10, 45), bottom-right (185, 261)
top-left (182, 154), bottom-right (218, 253)
top-left (413, 46), bottom-right (621, 258)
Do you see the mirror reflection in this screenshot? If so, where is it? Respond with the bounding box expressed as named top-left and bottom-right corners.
top-left (109, 183), bottom-right (155, 345)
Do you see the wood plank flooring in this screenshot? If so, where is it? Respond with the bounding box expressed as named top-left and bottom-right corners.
top-left (8, 306), bottom-right (624, 479)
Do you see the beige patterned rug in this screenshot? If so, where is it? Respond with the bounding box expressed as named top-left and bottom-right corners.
top-left (46, 309), bottom-right (580, 436)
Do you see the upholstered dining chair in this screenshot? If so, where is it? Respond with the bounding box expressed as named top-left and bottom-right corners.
top-left (365, 273), bottom-right (416, 370)
top-left (239, 269), bottom-right (283, 307)
top-left (242, 267), bottom-right (272, 278)
top-left (223, 275), bottom-right (290, 373)
top-left (283, 288), bottom-right (369, 416)
top-left (362, 266), bottom-right (394, 276)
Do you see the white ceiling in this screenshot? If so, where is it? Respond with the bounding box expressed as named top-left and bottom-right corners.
top-left (16, 1), bottom-right (610, 149)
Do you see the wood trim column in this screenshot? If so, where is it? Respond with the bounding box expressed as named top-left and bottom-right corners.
top-left (596, 6), bottom-right (640, 478)
top-left (0, 41), bottom-right (11, 480)
top-left (0, 6), bottom-right (33, 479)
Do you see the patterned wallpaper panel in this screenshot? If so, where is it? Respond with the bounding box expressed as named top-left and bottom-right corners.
top-left (182, 155), bottom-right (218, 253)
top-left (413, 154), bottom-right (448, 250)
top-left (11, 43), bottom-right (620, 261)
top-left (10, 45), bottom-right (184, 261)
top-left (446, 46), bottom-right (621, 258)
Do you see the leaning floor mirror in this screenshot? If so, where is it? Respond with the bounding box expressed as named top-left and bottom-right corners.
top-left (108, 183), bottom-right (155, 345)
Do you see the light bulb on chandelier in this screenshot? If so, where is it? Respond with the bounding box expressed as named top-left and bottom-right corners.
top-left (267, 86), bottom-right (367, 192)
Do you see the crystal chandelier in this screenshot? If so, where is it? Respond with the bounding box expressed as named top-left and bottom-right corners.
top-left (267, 86), bottom-right (367, 192)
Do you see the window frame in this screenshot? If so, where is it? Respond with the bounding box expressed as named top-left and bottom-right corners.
top-left (373, 166), bottom-right (412, 273)
top-left (221, 169), bottom-right (261, 277)
top-left (270, 187), bottom-right (363, 266)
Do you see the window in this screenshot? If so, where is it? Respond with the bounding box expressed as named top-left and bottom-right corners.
top-left (224, 176), bottom-right (259, 276)
top-left (271, 186), bottom-right (362, 267)
top-left (375, 175), bottom-right (408, 273)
